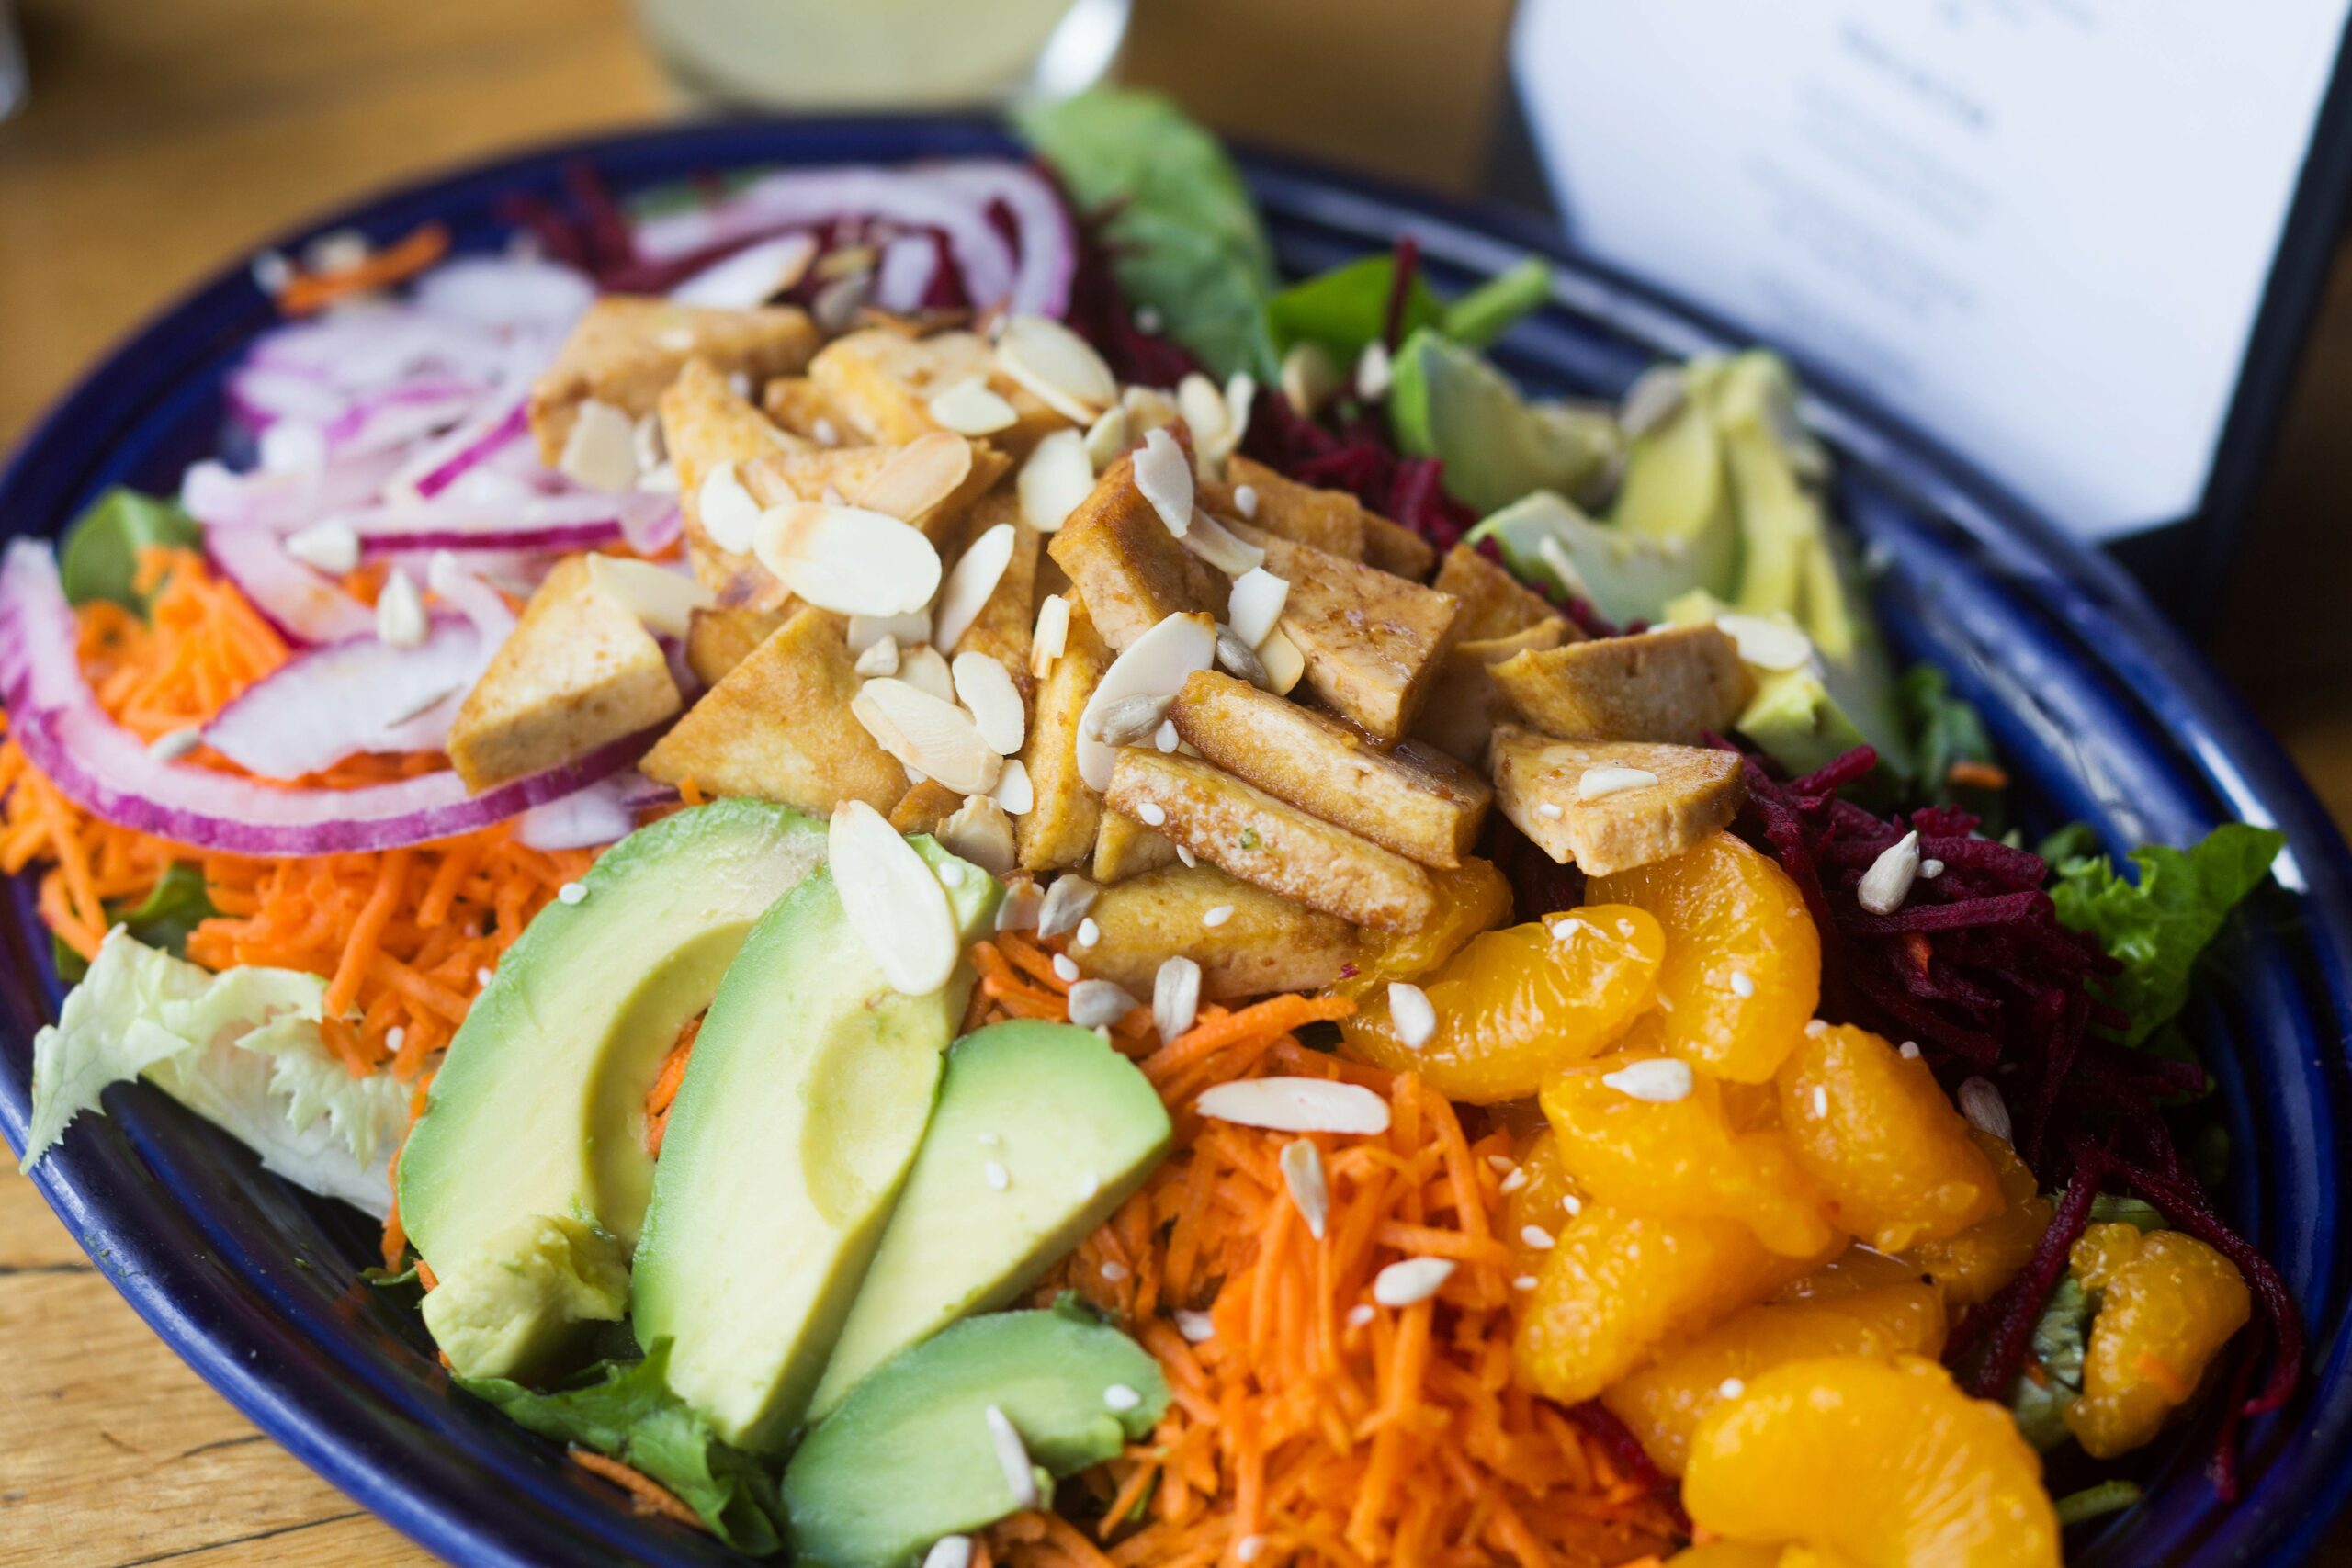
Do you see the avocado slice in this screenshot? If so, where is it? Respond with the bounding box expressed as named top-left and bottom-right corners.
top-left (1610, 357), bottom-right (1740, 599)
top-left (808, 1021), bottom-right (1171, 1419)
top-left (1388, 329), bottom-right (1620, 515)
top-left (1662, 588), bottom-right (1911, 781)
top-left (398, 799), bottom-right (825, 1378)
top-left (1467, 491), bottom-right (1706, 627)
top-left (630, 837), bottom-right (1001, 1452)
top-left (783, 1303), bottom-right (1170, 1568)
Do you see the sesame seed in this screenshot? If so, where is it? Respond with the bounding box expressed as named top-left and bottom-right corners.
top-left (1812, 1086), bottom-right (1830, 1117)
top-left (1898, 1040), bottom-right (1923, 1059)
top-left (1577, 765), bottom-right (1659, 801)
top-left (1103, 1383), bottom-right (1143, 1413)
top-left (1137, 801), bottom-right (1167, 827)
top-left (814, 418), bottom-right (840, 446)
top-left (1233, 483), bottom-right (1259, 519)
top-left (1602, 1058), bottom-right (1695, 1102)
top-left (148, 727), bottom-right (203, 762)
top-left (1718, 1377), bottom-right (1746, 1399)
top-left (1203, 904), bottom-right (1235, 928)
top-left (557, 882), bottom-right (587, 905)
top-left (1498, 1168), bottom-right (1528, 1194)
top-left (1135, 306), bottom-right (1164, 333)
top-left (1728, 970), bottom-right (1755, 998)
top-left (1076, 917), bottom-right (1101, 948)
top-left (1805, 1019), bottom-right (1830, 1036)
top-left (1521, 1224), bottom-right (1556, 1250)
top-left (1052, 953), bottom-right (1080, 983)
top-left (985, 1161), bottom-right (1011, 1190)
top-left (1101, 1260), bottom-right (1130, 1282)
top-left (1156, 719), bottom-right (1180, 753)
top-left (1081, 1169), bottom-right (1102, 1198)
top-left (476, 967), bottom-right (494, 987)
top-left (1175, 845), bottom-right (1198, 867)
top-left (1175, 1310), bottom-right (1216, 1343)
top-left (1921, 858), bottom-right (1947, 879)
top-left (1535, 801), bottom-right (1565, 819)
top-left (386, 1026), bottom-right (405, 1053)
top-left (923, 1538), bottom-right (975, 1568)
top-left (1487, 1155), bottom-right (1518, 1174)
top-left (1561, 1192), bottom-right (1583, 1216)
top-left (1237, 1536), bottom-right (1266, 1564)
top-left (939, 862), bottom-right (966, 886)
top-left (984, 1405), bottom-right (1037, 1509)
top-left (1348, 1303), bottom-right (1376, 1327)
top-left (1513, 1274), bottom-right (1540, 1291)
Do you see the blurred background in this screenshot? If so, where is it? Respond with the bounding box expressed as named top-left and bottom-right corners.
top-left (1, 1), bottom-right (2348, 1561)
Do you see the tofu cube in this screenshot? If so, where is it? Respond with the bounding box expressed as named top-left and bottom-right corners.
top-left (1200, 455), bottom-right (1366, 559)
top-left (1242, 527), bottom-right (1460, 740)
top-left (1092, 809), bottom-right (1182, 883)
top-left (1411, 619), bottom-right (1570, 765)
top-left (1081, 864), bottom-right (1368, 1001)
top-left (684, 605), bottom-right (787, 688)
top-left (1105, 749), bottom-right (1437, 932)
top-left (944, 489), bottom-right (1042, 698)
top-left (1046, 453), bottom-right (1230, 651)
top-left (530, 297), bottom-right (818, 462)
top-left (1170, 670), bottom-right (1488, 867)
top-left (809, 329), bottom-right (1069, 456)
top-left (1487, 725), bottom-right (1746, 876)
top-left (661, 359), bottom-right (807, 609)
top-left (1492, 623), bottom-right (1754, 744)
top-left (1013, 594), bottom-right (1114, 871)
top-left (741, 434), bottom-right (1008, 547)
top-left (1432, 543), bottom-right (1566, 642)
top-left (1360, 509), bottom-right (1438, 581)
top-left (639, 606), bottom-right (907, 814)
top-left (447, 556), bottom-right (683, 793)
top-left (763, 377), bottom-right (856, 443)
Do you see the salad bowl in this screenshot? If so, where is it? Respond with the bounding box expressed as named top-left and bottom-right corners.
top-left (3, 117), bottom-right (2350, 1566)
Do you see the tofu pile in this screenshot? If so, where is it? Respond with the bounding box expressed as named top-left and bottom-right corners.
top-left (451, 294), bottom-right (1759, 1002)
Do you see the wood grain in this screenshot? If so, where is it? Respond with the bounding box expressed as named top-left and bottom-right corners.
top-left (1, 0), bottom-right (2346, 1562)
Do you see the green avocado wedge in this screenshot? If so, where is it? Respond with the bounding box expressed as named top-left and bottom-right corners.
top-left (398, 799), bottom-right (825, 1379)
top-left (784, 1303), bottom-right (1170, 1568)
top-left (1468, 491), bottom-right (1710, 629)
top-left (808, 1021), bottom-right (1172, 1420)
top-left (630, 838), bottom-right (1001, 1453)
top-left (1388, 329), bottom-right (1620, 516)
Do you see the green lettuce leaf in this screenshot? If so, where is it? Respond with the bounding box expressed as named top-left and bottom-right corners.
top-left (1016, 88), bottom-right (1279, 380)
top-left (458, 1343), bottom-right (786, 1554)
top-left (21, 931), bottom-right (409, 1215)
top-left (60, 488), bottom-right (200, 610)
top-left (52, 863), bottom-right (217, 983)
top-left (1265, 254), bottom-right (1442, 365)
top-left (2007, 1274), bottom-right (2093, 1450)
top-left (2049, 823), bottom-right (2287, 1044)
top-left (1898, 663), bottom-right (2003, 820)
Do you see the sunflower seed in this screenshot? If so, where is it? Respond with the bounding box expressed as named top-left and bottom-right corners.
top-left (1373, 1257), bottom-right (1455, 1307)
top-left (1035, 874), bottom-right (1100, 940)
top-left (1069, 978), bottom-right (1139, 1030)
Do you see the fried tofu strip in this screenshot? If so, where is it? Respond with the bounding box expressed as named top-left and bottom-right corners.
top-left (888, 779), bottom-right (965, 835)
top-left (639, 607), bottom-right (906, 814)
top-left (1487, 726), bottom-right (1745, 876)
top-left (662, 359), bottom-right (807, 609)
top-left (530, 297), bottom-right (818, 461)
top-left (1433, 543), bottom-right (1566, 642)
top-left (945, 490), bottom-right (1042, 703)
top-left (762, 377), bottom-right (855, 443)
top-left (1492, 624), bottom-right (1753, 744)
top-left (1360, 510), bottom-right (1438, 581)
top-left (809, 328), bottom-right (1069, 456)
top-left (1081, 863), bottom-right (1367, 1001)
top-left (1013, 595), bottom-right (1113, 871)
top-left (1242, 528), bottom-right (1461, 741)
top-left (1170, 671), bottom-right (1488, 867)
top-left (1200, 455), bottom-right (1366, 559)
top-left (1412, 620), bottom-right (1570, 766)
top-left (447, 557), bottom-right (682, 793)
top-left (1046, 454), bottom-right (1230, 651)
top-left (1106, 750), bottom-right (1436, 932)
top-left (1092, 809), bottom-right (1182, 883)
top-left (741, 433), bottom-right (1007, 547)
top-left (684, 605), bottom-right (786, 687)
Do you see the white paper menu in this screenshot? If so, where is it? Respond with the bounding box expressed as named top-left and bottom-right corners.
top-left (1512, 0), bottom-right (2352, 539)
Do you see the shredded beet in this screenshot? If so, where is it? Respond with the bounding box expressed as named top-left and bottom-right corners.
top-left (1727, 740), bottom-right (2302, 1489)
top-left (1381, 234), bottom-right (1421, 352)
top-left (1477, 810), bottom-right (1585, 924)
top-left (1565, 1402), bottom-right (1690, 1532)
top-left (1238, 387), bottom-right (1477, 567)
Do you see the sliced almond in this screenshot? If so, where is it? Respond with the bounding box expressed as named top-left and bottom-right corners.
top-left (1195, 1077), bottom-right (1392, 1135)
top-left (854, 634), bottom-right (901, 677)
top-left (1714, 612), bottom-right (1814, 672)
top-left (990, 756), bottom-right (1035, 816)
top-left (557, 398), bottom-right (640, 491)
top-left (1256, 626), bottom-right (1305, 696)
top-left (1227, 568), bottom-right (1291, 649)
top-left (1131, 427), bottom-right (1194, 538)
top-left (583, 555), bottom-right (715, 641)
top-left (852, 677), bottom-right (1003, 795)
top-left (1030, 592), bottom-right (1071, 677)
top-left (753, 502), bottom-right (942, 616)
top-left (1069, 978), bottom-right (1140, 1030)
top-left (895, 643), bottom-right (956, 705)
top-left (1036, 874), bottom-right (1100, 940)
top-left (847, 609), bottom-right (933, 653)
top-left (1018, 429), bottom-right (1095, 533)
top-left (953, 650), bottom-right (1026, 755)
top-left (996, 314), bottom-right (1117, 423)
top-left (1153, 954), bottom-right (1203, 1042)
top-left (1076, 612), bottom-right (1217, 791)
top-left (1181, 509), bottom-right (1266, 577)
top-left (927, 378), bottom-right (1019, 436)
top-left (937, 794), bottom-right (1018, 876)
top-left (1083, 405), bottom-right (1132, 470)
top-left (851, 430), bottom-right (975, 524)
top-left (1177, 374), bottom-right (1230, 450)
top-left (829, 799), bottom-right (959, 995)
top-left (1280, 342), bottom-right (1341, 418)
top-left (697, 461), bottom-right (763, 554)
top-left (933, 523), bottom-right (1016, 651)
top-left (1372, 1257), bottom-right (1455, 1307)
top-left (1279, 1138), bottom-right (1329, 1239)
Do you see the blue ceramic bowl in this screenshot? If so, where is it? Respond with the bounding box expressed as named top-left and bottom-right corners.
top-left (3, 120), bottom-right (2349, 1567)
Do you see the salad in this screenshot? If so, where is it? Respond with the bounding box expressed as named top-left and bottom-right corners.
top-left (5, 89), bottom-right (2296, 1568)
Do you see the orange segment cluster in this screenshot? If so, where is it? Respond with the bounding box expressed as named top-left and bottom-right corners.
top-left (2062, 1223), bottom-right (2252, 1459)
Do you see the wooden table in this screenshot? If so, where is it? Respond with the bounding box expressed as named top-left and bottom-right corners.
top-left (2, 1), bottom-right (2346, 1562)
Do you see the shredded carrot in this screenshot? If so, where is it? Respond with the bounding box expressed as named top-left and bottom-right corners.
top-left (568, 1448), bottom-right (709, 1534)
top-left (965, 944), bottom-right (1681, 1568)
top-left (276, 222), bottom-right (451, 316)
top-left (645, 1014), bottom-right (703, 1156)
top-left (1946, 760), bottom-right (2010, 792)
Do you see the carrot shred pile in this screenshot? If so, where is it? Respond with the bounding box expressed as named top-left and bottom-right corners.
top-left (275, 222), bottom-right (451, 316)
top-left (568, 1448), bottom-right (709, 1533)
top-left (967, 938), bottom-right (1682, 1568)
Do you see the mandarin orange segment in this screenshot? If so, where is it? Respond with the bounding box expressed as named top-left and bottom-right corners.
top-left (1340, 908), bottom-right (1662, 1103)
top-left (1902, 1129), bottom-right (2052, 1308)
top-left (1502, 1128), bottom-right (1589, 1272)
top-left (1776, 1023), bottom-right (2002, 1252)
top-left (1668, 1547), bottom-right (1868, 1568)
top-left (1770, 1244), bottom-right (1926, 1302)
top-left (1513, 1202), bottom-right (1825, 1404)
top-left (1541, 1053), bottom-right (1838, 1258)
top-left (1683, 1354), bottom-right (2060, 1568)
top-left (1600, 1280), bottom-right (1947, 1475)
top-left (1589, 830), bottom-right (1820, 1083)
top-left (1337, 854), bottom-right (1514, 991)
top-left (2062, 1224), bottom-right (2252, 1459)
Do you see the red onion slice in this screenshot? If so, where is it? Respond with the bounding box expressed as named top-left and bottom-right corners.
top-left (922, 161), bottom-right (1077, 320)
top-left (204, 527), bottom-right (377, 645)
top-left (1, 542), bottom-right (650, 856)
top-left (200, 618), bottom-right (488, 780)
top-left (410, 254), bottom-right (596, 333)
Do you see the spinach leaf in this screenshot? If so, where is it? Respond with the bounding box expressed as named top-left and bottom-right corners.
top-left (1265, 254), bottom-right (1442, 364)
top-left (458, 1342), bottom-right (786, 1553)
top-left (1898, 663), bottom-right (2003, 821)
top-left (2048, 823), bottom-right (2286, 1044)
top-left (1016, 89), bottom-right (1279, 380)
top-left (51, 863), bottom-right (217, 985)
top-left (2007, 1273), bottom-right (2093, 1450)
top-left (59, 488), bottom-right (200, 611)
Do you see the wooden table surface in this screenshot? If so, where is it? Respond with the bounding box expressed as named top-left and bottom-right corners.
top-left (2, 2), bottom-right (2347, 1563)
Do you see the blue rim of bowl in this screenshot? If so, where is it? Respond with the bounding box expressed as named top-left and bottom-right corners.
top-left (0, 116), bottom-right (2345, 1565)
